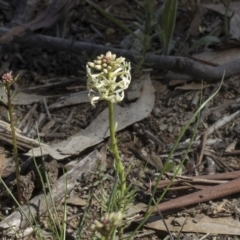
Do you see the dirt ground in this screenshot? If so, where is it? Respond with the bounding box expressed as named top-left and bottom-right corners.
top-left (0, 0), bottom-right (240, 239)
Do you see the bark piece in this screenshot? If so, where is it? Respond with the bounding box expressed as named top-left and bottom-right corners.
top-left (146, 215), bottom-right (240, 235)
top-left (151, 176), bottom-right (240, 215)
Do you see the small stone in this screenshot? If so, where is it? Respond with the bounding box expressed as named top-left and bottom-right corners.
top-left (152, 107), bottom-right (160, 117)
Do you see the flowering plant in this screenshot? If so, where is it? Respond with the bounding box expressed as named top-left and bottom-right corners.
top-left (86, 51), bottom-right (131, 106)
top-left (87, 52), bottom-right (132, 239)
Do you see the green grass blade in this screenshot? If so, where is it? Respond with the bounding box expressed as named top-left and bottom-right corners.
top-left (127, 73), bottom-right (225, 239)
top-left (160, 0), bottom-right (178, 55)
top-left (189, 35), bottom-right (220, 53)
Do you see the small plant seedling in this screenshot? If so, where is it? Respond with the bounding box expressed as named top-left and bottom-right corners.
top-left (0, 72), bottom-right (22, 204)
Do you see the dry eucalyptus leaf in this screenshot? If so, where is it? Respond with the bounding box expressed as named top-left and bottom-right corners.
top-left (49, 91), bottom-right (89, 109)
top-left (0, 88), bottom-right (43, 105)
top-left (193, 48), bottom-right (240, 65)
top-left (26, 73), bottom-right (155, 159)
top-left (146, 215), bottom-right (240, 235)
top-left (127, 76), bottom-right (143, 101)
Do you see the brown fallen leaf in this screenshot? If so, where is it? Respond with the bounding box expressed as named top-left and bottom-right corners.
top-left (0, 88), bottom-right (43, 105)
top-left (193, 48), bottom-right (240, 65)
top-left (146, 215), bottom-right (240, 235)
top-left (26, 73), bottom-right (155, 159)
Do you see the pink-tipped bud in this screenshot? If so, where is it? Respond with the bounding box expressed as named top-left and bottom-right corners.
top-left (2, 71), bottom-right (13, 83)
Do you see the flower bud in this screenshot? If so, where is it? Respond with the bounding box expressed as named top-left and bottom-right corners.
top-left (86, 51), bottom-right (131, 106)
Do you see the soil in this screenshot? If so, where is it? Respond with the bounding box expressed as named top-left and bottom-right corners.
top-left (0, 0), bottom-right (240, 239)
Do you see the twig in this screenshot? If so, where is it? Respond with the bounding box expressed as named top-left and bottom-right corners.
top-left (200, 83), bottom-right (220, 123)
top-left (208, 110), bottom-right (240, 136)
top-left (197, 127), bottom-right (208, 165)
top-left (0, 27), bottom-right (240, 81)
top-left (190, 91), bottom-right (200, 109)
top-left (164, 138), bottom-right (222, 152)
top-left (166, 171), bottom-right (240, 180)
top-left (42, 98), bottom-right (51, 119)
top-left (17, 103), bottom-right (37, 130)
top-left (223, 150), bottom-right (240, 156)
top-left (143, 130), bottom-right (165, 149)
top-left (152, 177), bottom-right (228, 190)
top-left (151, 171), bottom-right (240, 189)
top-left (151, 176), bottom-right (240, 215)
top-left (128, 147), bottom-right (163, 170)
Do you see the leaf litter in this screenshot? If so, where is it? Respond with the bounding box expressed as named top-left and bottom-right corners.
top-left (1, 1), bottom-right (240, 239)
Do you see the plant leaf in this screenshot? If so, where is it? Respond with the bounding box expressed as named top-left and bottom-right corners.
top-left (189, 35), bottom-right (220, 53)
top-left (160, 0), bottom-right (178, 55)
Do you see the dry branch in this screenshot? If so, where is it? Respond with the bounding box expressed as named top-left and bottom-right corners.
top-left (0, 27), bottom-right (239, 81)
top-left (151, 175), bottom-right (240, 215)
top-left (152, 171), bottom-right (240, 189)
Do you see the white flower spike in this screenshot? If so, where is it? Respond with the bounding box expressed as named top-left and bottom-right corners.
top-left (86, 51), bottom-right (131, 106)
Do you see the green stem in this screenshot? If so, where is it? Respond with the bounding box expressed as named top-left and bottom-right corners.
top-left (6, 85), bottom-right (22, 205)
top-left (108, 101), bottom-right (126, 206)
top-left (224, 0), bottom-right (231, 36)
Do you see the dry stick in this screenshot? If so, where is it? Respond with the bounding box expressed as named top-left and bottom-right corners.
top-left (223, 150), bottom-right (240, 156)
top-left (152, 171), bottom-right (240, 189)
top-left (42, 97), bottom-right (51, 119)
top-left (167, 184), bottom-right (212, 191)
top-left (152, 178), bottom-right (228, 190)
top-left (200, 83), bottom-right (220, 123)
top-left (0, 122), bottom-right (41, 149)
top-left (0, 27), bottom-right (240, 81)
top-left (143, 130), bottom-right (165, 149)
top-left (166, 110), bottom-right (240, 154)
top-left (190, 91), bottom-right (200, 109)
top-left (208, 110), bottom-right (240, 136)
top-left (162, 181), bottom-right (226, 191)
top-left (167, 138), bottom-right (222, 151)
top-left (17, 103), bottom-right (38, 130)
top-left (151, 176), bottom-right (240, 215)
top-left (197, 127), bottom-right (208, 165)
top-left (128, 147), bottom-right (163, 170)
top-left (166, 171), bottom-right (240, 181)
top-left (27, 113), bottom-right (45, 138)
top-left (205, 150), bottom-right (233, 172)
top-left (0, 150), bottom-right (101, 234)
top-left (204, 148), bottom-right (235, 172)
